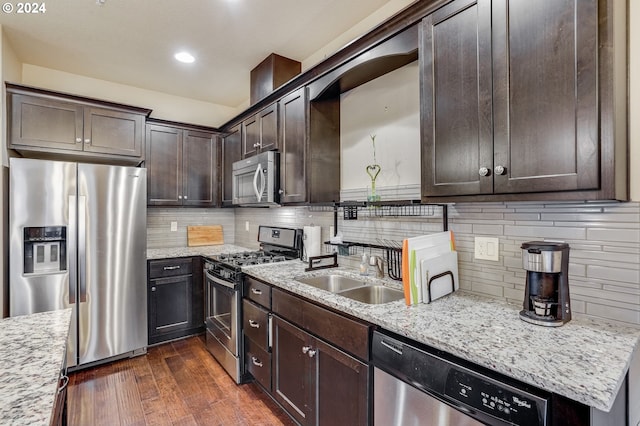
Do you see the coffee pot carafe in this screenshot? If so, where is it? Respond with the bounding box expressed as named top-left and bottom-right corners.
top-left (520, 241), bottom-right (571, 326)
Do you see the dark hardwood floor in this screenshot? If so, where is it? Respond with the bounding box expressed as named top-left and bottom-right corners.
top-left (68, 335), bottom-right (296, 426)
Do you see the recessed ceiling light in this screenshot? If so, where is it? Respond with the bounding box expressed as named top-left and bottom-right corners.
top-left (174, 51), bottom-right (195, 64)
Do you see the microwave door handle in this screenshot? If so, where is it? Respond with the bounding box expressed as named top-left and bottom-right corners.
top-left (259, 166), bottom-right (267, 200)
top-left (253, 163), bottom-right (263, 202)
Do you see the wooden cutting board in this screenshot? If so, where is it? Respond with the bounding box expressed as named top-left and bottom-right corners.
top-left (187, 225), bottom-right (224, 246)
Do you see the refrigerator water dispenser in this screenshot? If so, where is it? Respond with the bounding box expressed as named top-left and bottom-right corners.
top-left (23, 226), bottom-right (67, 274)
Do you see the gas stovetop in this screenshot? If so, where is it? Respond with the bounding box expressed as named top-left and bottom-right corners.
top-left (213, 251), bottom-right (291, 267)
top-left (205, 226), bottom-right (303, 282)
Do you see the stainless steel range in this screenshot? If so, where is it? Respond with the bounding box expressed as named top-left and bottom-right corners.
top-left (203, 226), bottom-right (303, 383)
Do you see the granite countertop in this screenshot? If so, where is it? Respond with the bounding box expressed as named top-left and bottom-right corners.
top-left (147, 244), bottom-right (251, 260)
top-left (241, 260), bottom-right (640, 412)
top-left (0, 308), bottom-right (72, 425)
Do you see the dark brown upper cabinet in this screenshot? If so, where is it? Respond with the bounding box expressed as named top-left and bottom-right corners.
top-left (242, 102), bottom-right (278, 158)
top-left (7, 83), bottom-right (150, 165)
top-left (146, 121), bottom-right (219, 207)
top-left (421, 0), bottom-right (627, 202)
top-left (278, 87), bottom-right (342, 205)
top-left (221, 124), bottom-right (242, 207)
top-left (278, 88), bottom-right (308, 204)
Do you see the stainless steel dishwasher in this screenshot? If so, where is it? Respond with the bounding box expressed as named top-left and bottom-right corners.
top-left (372, 330), bottom-right (550, 426)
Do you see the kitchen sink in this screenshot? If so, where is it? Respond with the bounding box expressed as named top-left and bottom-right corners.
top-left (338, 285), bottom-right (404, 304)
top-left (295, 275), bottom-right (366, 293)
top-left (295, 274), bottom-right (405, 304)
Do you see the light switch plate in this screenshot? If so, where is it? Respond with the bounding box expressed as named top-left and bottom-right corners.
top-left (170, 221), bottom-right (178, 232)
top-left (475, 236), bottom-right (499, 261)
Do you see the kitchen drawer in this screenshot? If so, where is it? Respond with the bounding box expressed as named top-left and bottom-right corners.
top-left (243, 299), bottom-right (270, 351)
top-left (272, 288), bottom-right (304, 327)
top-left (244, 276), bottom-right (271, 308)
top-left (245, 337), bottom-right (272, 391)
top-left (272, 288), bottom-right (370, 361)
top-left (148, 258), bottom-right (193, 278)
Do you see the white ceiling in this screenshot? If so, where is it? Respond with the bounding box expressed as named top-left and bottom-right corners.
top-left (0, 0), bottom-right (393, 108)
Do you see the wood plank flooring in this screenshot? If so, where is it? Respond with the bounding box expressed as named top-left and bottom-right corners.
top-left (67, 335), bottom-right (296, 426)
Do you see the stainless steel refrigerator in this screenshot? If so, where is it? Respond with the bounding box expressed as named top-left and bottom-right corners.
top-left (9, 157), bottom-right (147, 369)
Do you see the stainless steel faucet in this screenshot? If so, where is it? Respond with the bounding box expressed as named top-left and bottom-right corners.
top-left (369, 255), bottom-right (384, 278)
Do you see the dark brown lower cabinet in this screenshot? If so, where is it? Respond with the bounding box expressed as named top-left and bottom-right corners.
top-left (51, 358), bottom-right (69, 426)
top-left (272, 316), bottom-right (368, 426)
top-left (147, 257), bottom-right (204, 345)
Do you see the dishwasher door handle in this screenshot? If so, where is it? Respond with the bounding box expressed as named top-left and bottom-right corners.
top-left (380, 339), bottom-right (403, 355)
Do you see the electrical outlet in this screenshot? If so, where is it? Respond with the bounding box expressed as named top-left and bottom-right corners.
top-left (245, 221), bottom-right (250, 232)
top-left (170, 221), bottom-right (178, 232)
top-left (475, 237), bottom-right (499, 261)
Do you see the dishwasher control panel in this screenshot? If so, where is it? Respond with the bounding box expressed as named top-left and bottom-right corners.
top-left (445, 368), bottom-right (546, 426)
top-left (372, 330), bottom-right (549, 426)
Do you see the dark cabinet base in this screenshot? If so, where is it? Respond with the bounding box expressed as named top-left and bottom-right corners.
top-left (147, 257), bottom-right (204, 346)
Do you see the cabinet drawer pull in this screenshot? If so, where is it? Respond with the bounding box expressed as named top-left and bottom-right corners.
top-left (251, 356), bottom-right (263, 367)
top-left (302, 345), bottom-right (311, 354)
top-left (251, 288), bottom-right (262, 295)
top-left (58, 375), bottom-right (69, 393)
top-left (248, 320), bottom-right (260, 328)
top-left (163, 266), bottom-right (181, 270)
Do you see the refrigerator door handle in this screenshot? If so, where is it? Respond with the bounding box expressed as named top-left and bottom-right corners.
top-left (78, 195), bottom-right (87, 303)
top-left (68, 195), bottom-right (77, 305)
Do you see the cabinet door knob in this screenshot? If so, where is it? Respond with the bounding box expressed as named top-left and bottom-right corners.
top-left (75, 138), bottom-right (82, 143)
top-left (178, 195), bottom-right (182, 199)
top-left (307, 349), bottom-right (317, 358)
top-left (183, 196), bottom-right (188, 200)
top-left (251, 356), bottom-right (263, 367)
top-left (494, 165), bottom-right (506, 175)
top-left (84, 139), bottom-right (91, 144)
top-left (302, 345), bottom-right (311, 354)
top-left (478, 167), bottom-right (490, 177)
top-left (248, 320), bottom-right (260, 328)
top-left (151, 287), bottom-right (156, 292)
top-left (278, 189), bottom-right (284, 195)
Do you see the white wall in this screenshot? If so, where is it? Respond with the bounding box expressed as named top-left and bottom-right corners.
top-left (340, 62), bottom-right (420, 196)
top-left (20, 64), bottom-right (237, 128)
top-left (629, 0), bottom-right (639, 201)
top-left (1, 26), bottom-right (22, 317)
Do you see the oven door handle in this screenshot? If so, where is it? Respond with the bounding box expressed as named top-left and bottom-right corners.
top-left (205, 269), bottom-right (237, 290)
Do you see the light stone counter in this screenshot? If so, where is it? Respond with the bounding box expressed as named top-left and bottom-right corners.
top-left (147, 244), bottom-right (251, 260)
top-left (241, 260), bottom-right (640, 412)
top-left (0, 308), bottom-right (72, 425)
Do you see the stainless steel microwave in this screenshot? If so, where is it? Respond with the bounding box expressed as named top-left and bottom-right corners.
top-left (232, 151), bottom-right (280, 206)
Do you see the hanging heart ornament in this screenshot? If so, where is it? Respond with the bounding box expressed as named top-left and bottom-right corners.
top-left (366, 164), bottom-right (381, 181)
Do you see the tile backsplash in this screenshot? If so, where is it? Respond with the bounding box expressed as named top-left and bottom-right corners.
top-left (232, 201), bottom-right (640, 325)
top-left (147, 207), bottom-right (235, 248)
top-left (148, 202), bottom-right (639, 325)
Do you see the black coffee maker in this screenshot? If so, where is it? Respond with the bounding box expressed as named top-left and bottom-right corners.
top-left (520, 241), bottom-right (571, 326)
